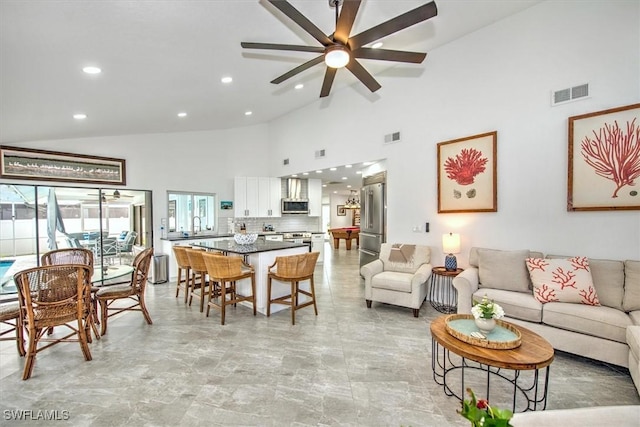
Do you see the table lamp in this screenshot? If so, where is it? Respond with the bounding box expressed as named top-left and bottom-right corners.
top-left (442, 233), bottom-right (461, 271)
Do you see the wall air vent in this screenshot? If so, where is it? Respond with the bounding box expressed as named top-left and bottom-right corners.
top-left (315, 149), bottom-right (326, 158)
top-left (283, 158), bottom-right (289, 165)
top-left (384, 131), bottom-right (401, 144)
top-left (551, 83), bottom-right (589, 106)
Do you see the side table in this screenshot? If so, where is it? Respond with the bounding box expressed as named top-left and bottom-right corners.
top-left (429, 267), bottom-right (463, 313)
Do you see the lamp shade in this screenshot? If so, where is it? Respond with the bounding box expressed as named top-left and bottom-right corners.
top-left (442, 233), bottom-right (461, 254)
top-left (325, 45), bottom-right (350, 68)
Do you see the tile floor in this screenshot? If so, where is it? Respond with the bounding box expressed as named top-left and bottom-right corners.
top-left (0, 244), bottom-right (638, 426)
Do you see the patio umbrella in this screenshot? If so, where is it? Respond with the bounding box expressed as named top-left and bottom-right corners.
top-left (46, 189), bottom-right (66, 250)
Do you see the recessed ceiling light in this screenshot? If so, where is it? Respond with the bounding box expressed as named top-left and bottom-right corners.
top-left (221, 76), bottom-right (233, 84)
top-left (333, 191), bottom-right (337, 194)
top-left (330, 167), bottom-right (337, 171)
top-left (345, 164), bottom-right (352, 168)
top-left (295, 83), bottom-right (304, 90)
top-left (291, 174), bottom-right (298, 177)
top-left (347, 185), bottom-right (352, 188)
top-left (303, 172), bottom-right (309, 176)
top-left (372, 42), bottom-right (383, 49)
top-left (245, 111), bottom-right (252, 116)
top-left (322, 184), bottom-right (327, 187)
top-left (177, 112), bottom-right (187, 118)
top-left (363, 161), bottom-right (374, 166)
top-left (82, 66), bottom-right (101, 74)
top-left (73, 113), bottom-right (87, 120)
top-left (342, 177), bottom-right (347, 180)
top-left (316, 170), bottom-right (322, 174)
top-left (356, 171), bottom-right (362, 174)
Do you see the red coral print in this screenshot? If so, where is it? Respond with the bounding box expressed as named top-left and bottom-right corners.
top-left (552, 267), bottom-right (576, 289)
top-left (580, 118), bottom-right (640, 198)
top-left (535, 284), bottom-right (558, 303)
top-left (526, 258), bottom-right (548, 272)
top-left (570, 256), bottom-right (590, 272)
top-left (444, 148), bottom-right (488, 185)
top-left (579, 286), bottom-right (601, 306)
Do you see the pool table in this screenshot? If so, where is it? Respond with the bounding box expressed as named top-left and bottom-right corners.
top-left (329, 227), bottom-right (360, 250)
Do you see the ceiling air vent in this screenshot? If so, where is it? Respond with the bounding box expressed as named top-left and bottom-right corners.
top-left (283, 158), bottom-right (289, 166)
top-left (551, 83), bottom-right (589, 106)
top-left (384, 131), bottom-right (401, 144)
top-left (315, 149), bottom-right (326, 158)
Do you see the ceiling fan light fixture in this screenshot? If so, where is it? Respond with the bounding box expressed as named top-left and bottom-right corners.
top-left (325, 45), bottom-right (350, 68)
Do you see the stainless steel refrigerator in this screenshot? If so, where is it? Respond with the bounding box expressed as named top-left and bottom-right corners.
top-left (359, 182), bottom-right (386, 268)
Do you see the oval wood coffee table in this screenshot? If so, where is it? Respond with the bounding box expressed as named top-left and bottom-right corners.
top-left (430, 315), bottom-right (554, 412)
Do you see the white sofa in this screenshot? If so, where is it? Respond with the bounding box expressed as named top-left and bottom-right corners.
top-left (361, 243), bottom-right (432, 317)
top-left (511, 405), bottom-right (640, 427)
top-left (452, 247), bottom-right (640, 394)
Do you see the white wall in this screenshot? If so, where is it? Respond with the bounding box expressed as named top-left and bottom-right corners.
top-left (268, 1), bottom-right (640, 266)
top-left (7, 124), bottom-right (271, 249)
top-left (5, 1), bottom-right (639, 266)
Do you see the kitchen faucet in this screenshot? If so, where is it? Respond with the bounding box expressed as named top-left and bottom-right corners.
top-left (192, 216), bottom-right (201, 235)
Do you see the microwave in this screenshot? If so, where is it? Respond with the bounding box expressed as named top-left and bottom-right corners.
top-left (281, 199), bottom-right (309, 214)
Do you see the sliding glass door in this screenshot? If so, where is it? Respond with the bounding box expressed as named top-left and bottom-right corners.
top-left (0, 184), bottom-right (152, 292)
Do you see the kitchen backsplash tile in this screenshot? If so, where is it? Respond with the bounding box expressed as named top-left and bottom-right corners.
top-left (225, 216), bottom-right (321, 234)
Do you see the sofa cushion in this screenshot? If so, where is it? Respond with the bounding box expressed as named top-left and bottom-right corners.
top-left (473, 289), bottom-right (542, 323)
top-left (527, 257), bottom-right (600, 306)
top-left (547, 255), bottom-right (624, 311)
top-left (624, 260), bottom-right (640, 312)
top-left (542, 302), bottom-right (631, 343)
top-left (469, 247), bottom-right (542, 268)
top-left (477, 249), bottom-right (532, 293)
top-left (371, 271), bottom-right (413, 293)
top-left (379, 243), bottom-right (430, 274)
top-left (629, 310), bottom-right (640, 325)
top-left (628, 326), bottom-right (640, 362)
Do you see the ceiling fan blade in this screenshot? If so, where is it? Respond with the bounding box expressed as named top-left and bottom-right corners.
top-left (346, 59), bottom-right (381, 93)
top-left (352, 48), bottom-right (426, 63)
top-left (320, 67), bottom-right (337, 98)
top-left (241, 42), bottom-right (325, 54)
top-left (334, 0), bottom-right (361, 45)
top-left (271, 55), bottom-right (325, 84)
top-left (268, 0), bottom-right (333, 46)
top-left (348, 1), bottom-right (438, 49)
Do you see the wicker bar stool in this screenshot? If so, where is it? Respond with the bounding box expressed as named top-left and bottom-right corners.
top-left (185, 248), bottom-right (212, 313)
top-left (172, 246), bottom-right (192, 303)
top-left (0, 302), bottom-right (25, 357)
top-left (202, 253), bottom-right (256, 325)
top-left (267, 251), bottom-right (320, 325)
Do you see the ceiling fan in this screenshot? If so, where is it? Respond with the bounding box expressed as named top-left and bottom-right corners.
top-left (86, 190), bottom-right (133, 202)
top-left (241, 0), bottom-right (438, 97)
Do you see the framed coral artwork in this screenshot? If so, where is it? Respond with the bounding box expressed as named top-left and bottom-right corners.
top-left (437, 131), bottom-right (497, 213)
top-left (568, 103), bottom-right (640, 211)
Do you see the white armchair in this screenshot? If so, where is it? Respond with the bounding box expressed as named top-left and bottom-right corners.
top-left (361, 243), bottom-right (432, 317)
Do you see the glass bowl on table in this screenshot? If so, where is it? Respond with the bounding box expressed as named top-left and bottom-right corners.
top-left (234, 233), bottom-right (258, 245)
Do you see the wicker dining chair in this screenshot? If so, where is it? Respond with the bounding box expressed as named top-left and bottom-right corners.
top-left (202, 253), bottom-right (256, 325)
top-left (172, 246), bottom-right (192, 303)
top-left (14, 264), bottom-right (93, 380)
top-left (95, 247), bottom-right (153, 335)
top-left (267, 251), bottom-right (320, 325)
top-left (41, 248), bottom-right (100, 341)
top-left (0, 301), bottom-right (25, 357)
top-left (185, 248), bottom-right (213, 313)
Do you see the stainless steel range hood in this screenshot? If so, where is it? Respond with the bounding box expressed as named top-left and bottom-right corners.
top-left (285, 178), bottom-right (307, 201)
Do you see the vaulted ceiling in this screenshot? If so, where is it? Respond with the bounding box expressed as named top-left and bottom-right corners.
top-left (0, 0), bottom-right (541, 145)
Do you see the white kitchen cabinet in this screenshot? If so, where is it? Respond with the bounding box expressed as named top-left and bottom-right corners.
top-left (258, 177), bottom-right (281, 217)
top-left (234, 176), bottom-right (259, 217)
top-left (307, 178), bottom-right (322, 217)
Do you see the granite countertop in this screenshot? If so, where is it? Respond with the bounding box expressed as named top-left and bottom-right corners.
top-left (190, 239), bottom-right (308, 254)
top-left (160, 234), bottom-right (234, 242)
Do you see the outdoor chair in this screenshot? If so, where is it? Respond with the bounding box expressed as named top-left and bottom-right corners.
top-left (0, 301), bottom-right (25, 357)
top-left (117, 231), bottom-right (138, 264)
top-left (14, 264), bottom-right (93, 380)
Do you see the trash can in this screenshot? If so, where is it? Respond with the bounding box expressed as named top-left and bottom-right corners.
top-left (150, 253), bottom-right (168, 284)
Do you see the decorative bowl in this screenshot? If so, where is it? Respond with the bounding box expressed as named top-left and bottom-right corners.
top-left (234, 233), bottom-right (258, 245)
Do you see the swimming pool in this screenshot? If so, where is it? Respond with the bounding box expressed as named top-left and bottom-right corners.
top-left (0, 259), bottom-right (15, 279)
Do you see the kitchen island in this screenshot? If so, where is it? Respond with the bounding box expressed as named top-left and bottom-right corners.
top-left (191, 240), bottom-right (311, 315)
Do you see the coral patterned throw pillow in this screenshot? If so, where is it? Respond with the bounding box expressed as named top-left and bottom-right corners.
top-left (525, 257), bottom-right (600, 306)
